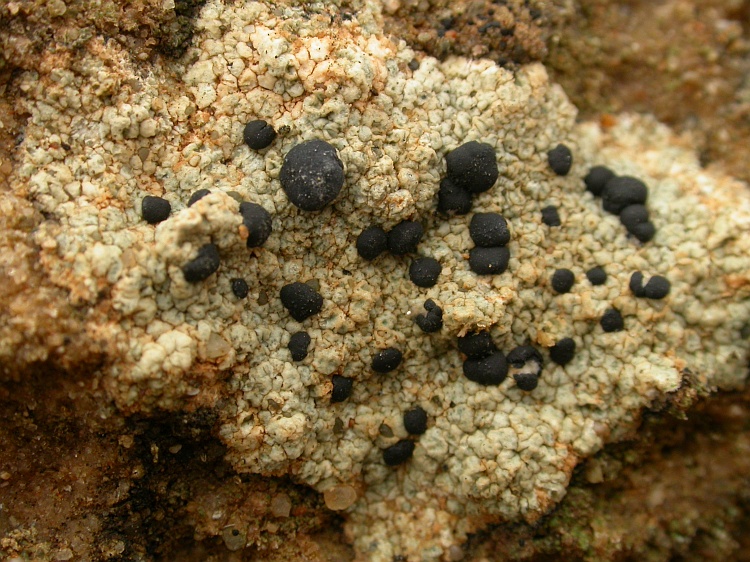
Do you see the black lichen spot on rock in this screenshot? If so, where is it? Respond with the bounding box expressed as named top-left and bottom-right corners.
top-left (187, 189), bottom-right (210, 207)
top-left (644, 275), bottom-right (671, 299)
top-left (513, 372), bottom-right (539, 391)
top-left (507, 345), bottom-right (543, 370)
top-left (387, 220), bottom-right (424, 255)
top-left (584, 165), bottom-right (615, 196)
top-left (629, 271), bottom-right (646, 297)
top-left (288, 331), bottom-right (311, 361)
top-left (600, 308), bottom-right (624, 332)
top-left (468, 246), bottom-right (510, 275)
top-left (230, 278), bottom-right (249, 299)
top-left (463, 352), bottom-right (508, 385)
top-left (437, 178), bottom-right (472, 215)
top-left (549, 337), bottom-right (576, 366)
top-left (620, 204), bottom-right (649, 229)
top-left (409, 257), bottom-right (441, 287)
top-left (547, 143), bottom-right (572, 176)
top-left (507, 346), bottom-right (543, 389)
top-left (408, 58), bottom-right (420, 71)
top-left (280, 282), bottom-right (324, 321)
top-left (357, 225), bottom-right (388, 260)
top-left (445, 141), bottom-right (498, 194)
top-left (541, 205), bottom-right (561, 227)
top-left (630, 272), bottom-right (670, 299)
top-left (243, 119), bottom-right (276, 150)
top-left (415, 299), bottom-right (443, 333)
top-left (239, 202), bottom-right (272, 247)
top-left (469, 212), bottom-right (510, 247)
top-left (182, 243), bottom-right (220, 283)
top-left (551, 268), bottom-right (575, 294)
top-left (383, 439), bottom-right (415, 466)
top-left (141, 195), bottom-right (171, 224)
top-left (403, 406), bottom-right (428, 435)
top-left (620, 204), bottom-right (655, 242)
top-left (586, 266), bottom-right (607, 285)
top-left (631, 221), bottom-right (655, 243)
top-left (280, 140), bottom-right (344, 211)
top-left (602, 176), bottom-right (648, 214)
top-left (372, 347), bottom-right (403, 373)
top-left (331, 375), bottom-right (353, 403)
top-left (458, 331), bottom-right (497, 359)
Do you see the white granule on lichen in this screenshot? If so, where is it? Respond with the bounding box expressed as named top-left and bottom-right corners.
top-left (7, 0), bottom-right (750, 559)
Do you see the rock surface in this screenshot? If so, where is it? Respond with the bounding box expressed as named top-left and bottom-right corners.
top-left (1, 0), bottom-right (750, 561)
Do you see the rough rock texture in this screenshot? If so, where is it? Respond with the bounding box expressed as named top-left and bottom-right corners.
top-left (1, 0), bottom-right (750, 561)
top-left (380, 0), bottom-right (569, 65)
top-left (0, 367), bottom-right (347, 561)
top-left (547, 0), bottom-right (750, 183)
top-left (469, 386), bottom-right (750, 561)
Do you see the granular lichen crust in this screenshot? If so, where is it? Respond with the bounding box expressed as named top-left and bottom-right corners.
top-left (4, 0), bottom-right (750, 560)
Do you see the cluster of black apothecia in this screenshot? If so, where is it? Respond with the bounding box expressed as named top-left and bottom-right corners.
top-left (139, 121), bottom-right (671, 467)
